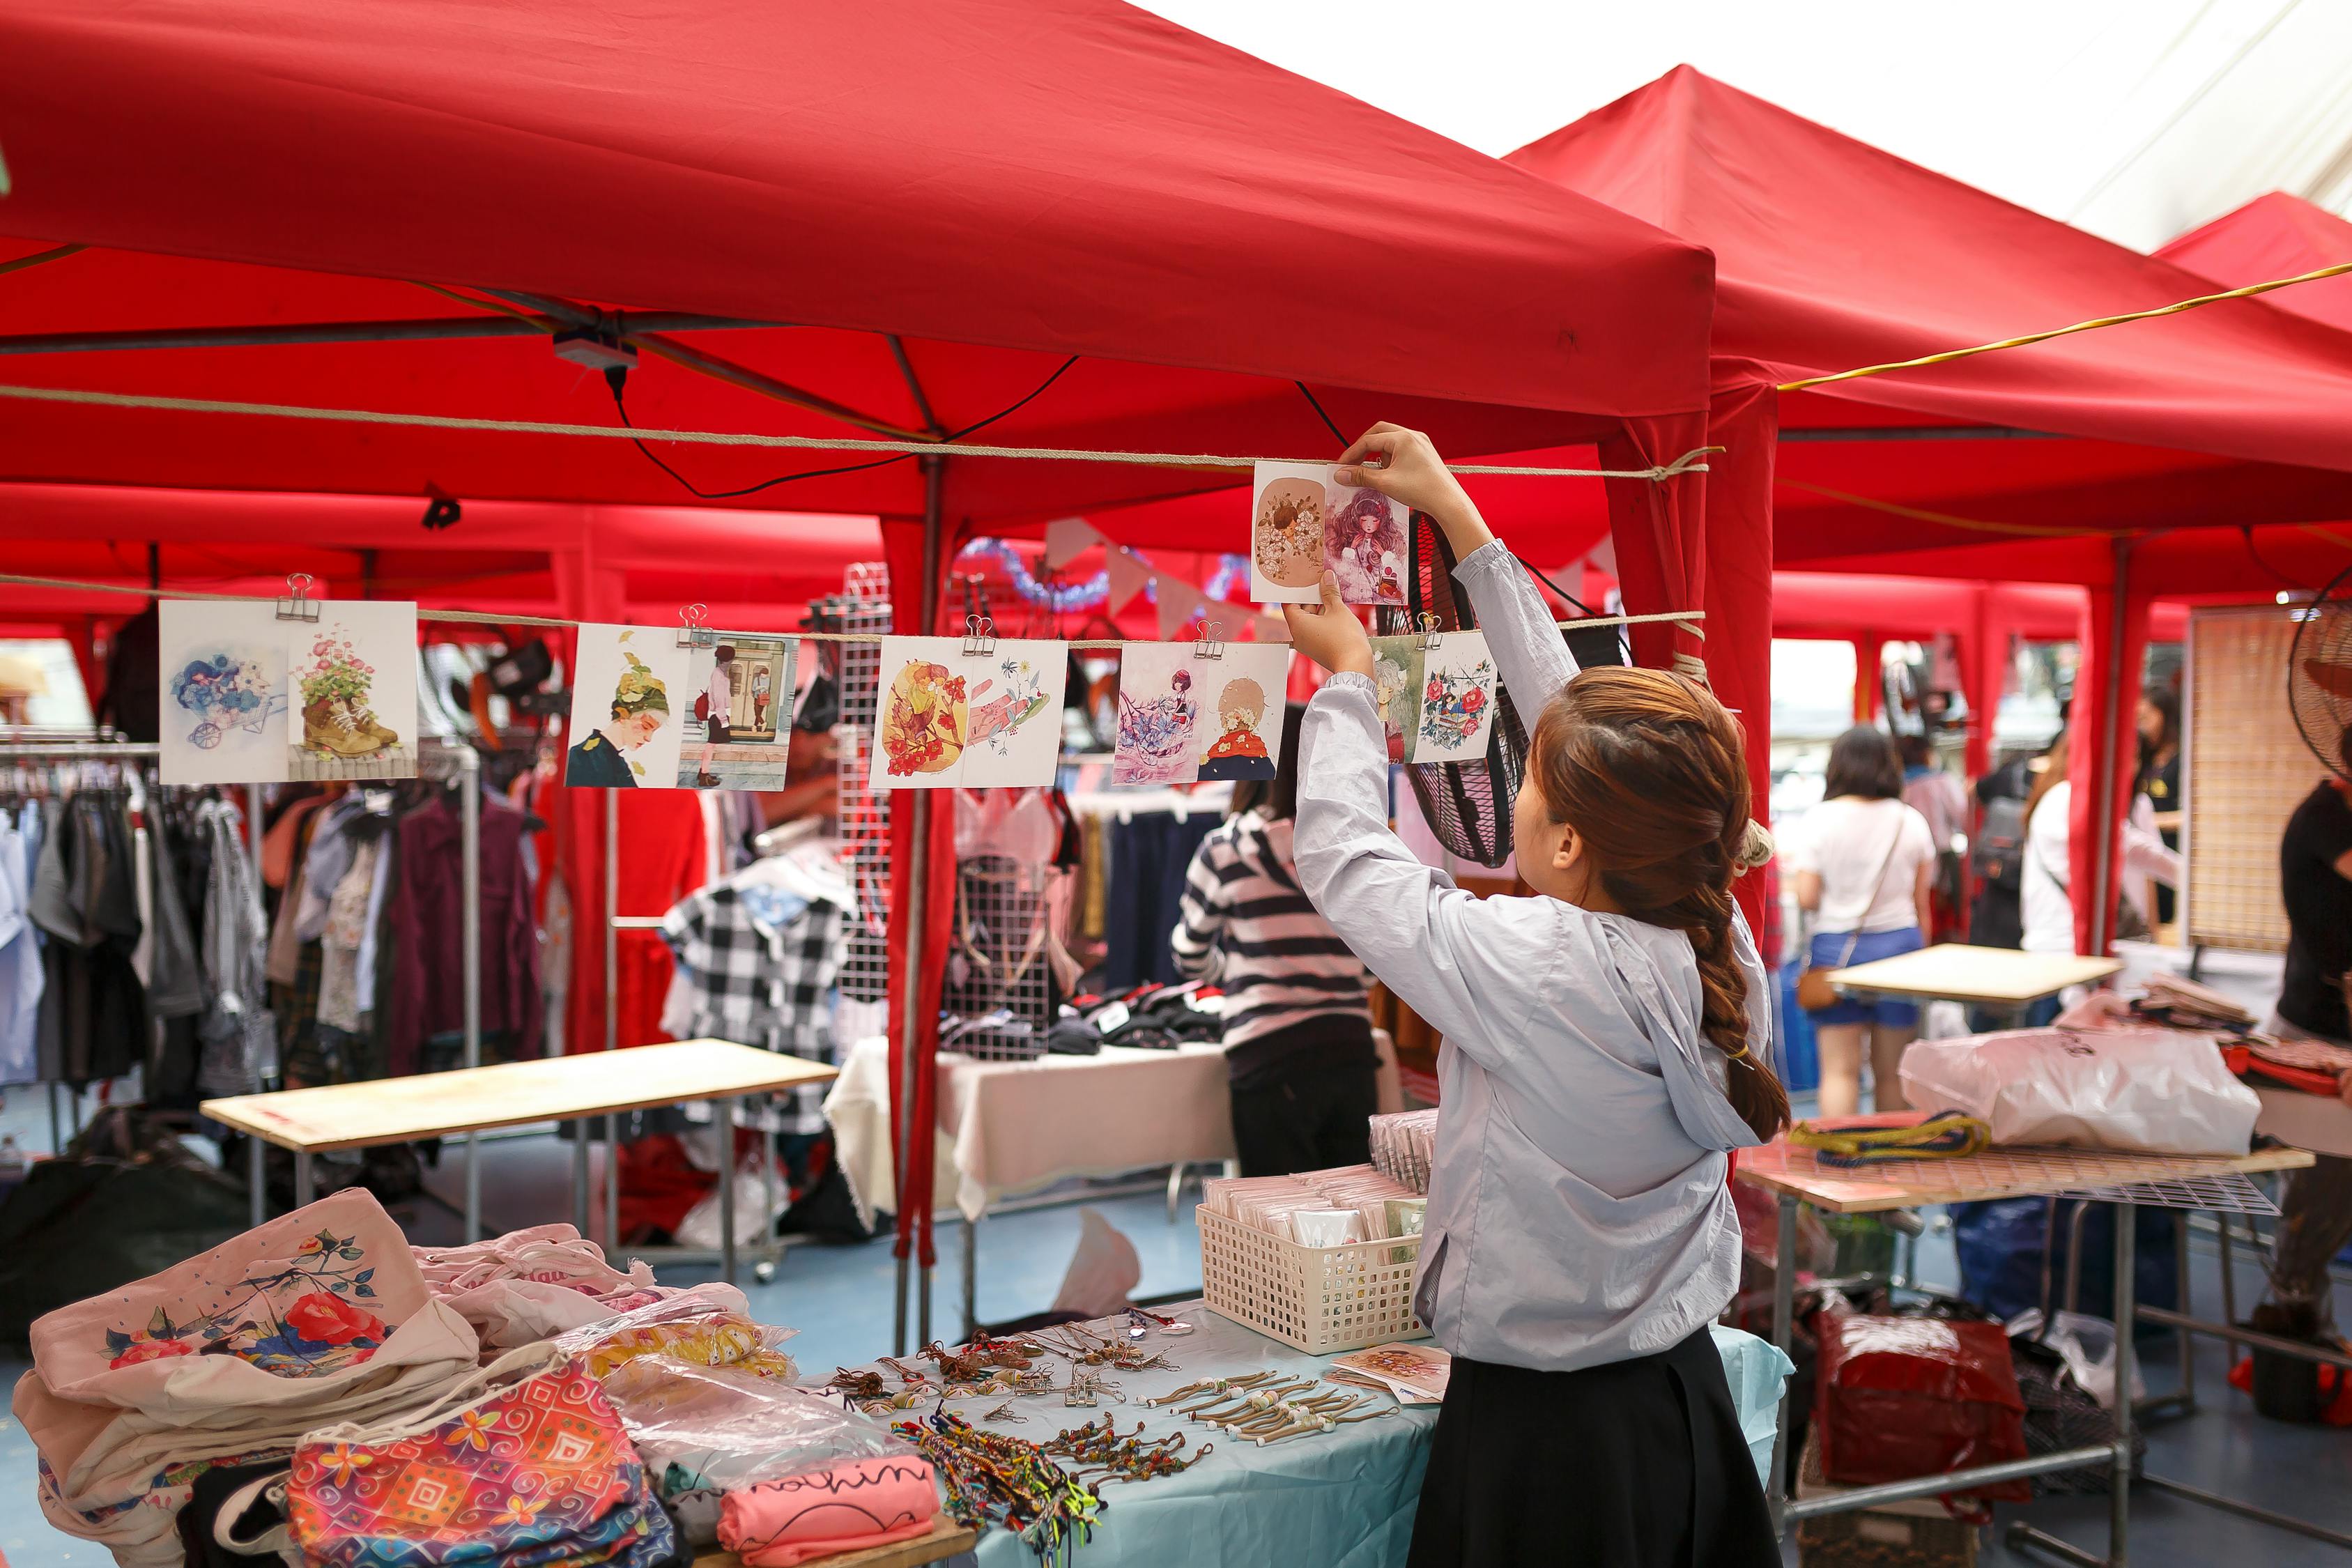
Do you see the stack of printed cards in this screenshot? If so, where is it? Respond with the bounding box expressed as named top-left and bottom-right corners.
top-left (1369, 631), bottom-right (1501, 764)
top-left (1328, 1344), bottom-right (1452, 1404)
top-left (1248, 461), bottom-right (1408, 606)
top-left (160, 599), bottom-right (420, 785)
top-left (1111, 642), bottom-right (1291, 787)
top-left (868, 636), bottom-right (1068, 791)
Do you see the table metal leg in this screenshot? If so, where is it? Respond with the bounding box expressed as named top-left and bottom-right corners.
top-left (1768, 1190), bottom-right (1798, 1538)
top-left (294, 1151), bottom-right (314, 1209)
top-left (716, 1098), bottom-right (736, 1286)
top-left (249, 1136), bottom-right (266, 1229)
top-left (2173, 1212), bottom-right (2194, 1413)
top-left (920, 1263), bottom-right (932, 1349)
top-left (464, 1131), bottom-right (480, 1244)
top-left (2008, 1200), bottom-right (2136, 1568)
top-left (964, 1215), bottom-right (979, 1340)
top-left (604, 1112), bottom-right (620, 1252)
top-left (2218, 1214), bottom-right (2243, 1373)
top-left (1166, 1162), bottom-right (1184, 1222)
top-left (573, 1123), bottom-right (590, 1236)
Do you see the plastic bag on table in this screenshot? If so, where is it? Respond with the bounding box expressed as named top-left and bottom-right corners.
top-left (1899, 1027), bottom-right (2259, 1155)
top-left (552, 1284), bottom-right (797, 1382)
top-left (601, 1355), bottom-right (917, 1547)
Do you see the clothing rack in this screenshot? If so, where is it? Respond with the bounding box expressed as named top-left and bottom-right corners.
top-left (413, 739), bottom-right (486, 1240)
top-left (0, 741), bottom-right (266, 1154)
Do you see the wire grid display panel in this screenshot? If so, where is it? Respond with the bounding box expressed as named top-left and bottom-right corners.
top-left (1197, 1206), bottom-right (1428, 1355)
top-left (824, 582), bottom-right (893, 1004)
top-left (2186, 606), bottom-right (2309, 953)
top-left (1737, 1136), bottom-right (2310, 1215)
top-left (2058, 1171), bottom-right (2277, 1215)
top-left (939, 854), bottom-right (1055, 1061)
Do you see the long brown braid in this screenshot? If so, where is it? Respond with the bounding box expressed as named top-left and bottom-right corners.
top-left (1531, 666), bottom-right (1791, 1141)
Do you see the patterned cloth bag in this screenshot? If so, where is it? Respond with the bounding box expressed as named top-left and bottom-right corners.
top-left (287, 1343), bottom-right (677, 1568)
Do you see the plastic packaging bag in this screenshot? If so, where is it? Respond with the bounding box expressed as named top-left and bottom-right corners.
top-left (551, 1285), bottom-right (797, 1382)
top-left (1900, 1028), bottom-right (2259, 1155)
top-left (2006, 1309), bottom-right (2144, 1411)
top-left (600, 1355), bottom-right (914, 1547)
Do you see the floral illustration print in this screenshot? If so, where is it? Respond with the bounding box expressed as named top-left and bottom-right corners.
top-left (1418, 657), bottom-right (1495, 753)
top-left (1114, 664), bottom-right (1199, 785)
top-left (964, 657), bottom-right (1051, 754)
top-left (169, 651), bottom-right (284, 751)
top-left (296, 631), bottom-right (400, 759)
top-left (104, 1227), bottom-right (388, 1376)
top-left (880, 660), bottom-right (967, 776)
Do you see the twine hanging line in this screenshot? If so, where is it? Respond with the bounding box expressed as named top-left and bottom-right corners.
top-left (0, 570), bottom-right (1705, 645)
top-left (0, 381), bottom-right (1716, 482)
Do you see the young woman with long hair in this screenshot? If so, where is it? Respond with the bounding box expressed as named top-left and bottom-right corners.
top-left (1282, 423), bottom-right (1783, 1567)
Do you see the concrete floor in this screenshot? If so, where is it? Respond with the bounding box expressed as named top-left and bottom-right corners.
top-left (4, 1084), bottom-right (2351, 1567)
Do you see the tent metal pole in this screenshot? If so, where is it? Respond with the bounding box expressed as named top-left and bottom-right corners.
top-left (0, 313), bottom-right (770, 356)
top-left (2090, 537), bottom-right (2132, 953)
top-left (457, 743), bottom-right (482, 1242)
top-left (604, 788), bottom-right (621, 1252)
top-left (893, 452), bottom-right (946, 1357)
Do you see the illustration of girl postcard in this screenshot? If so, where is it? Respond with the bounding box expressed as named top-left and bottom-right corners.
top-left (677, 631), bottom-right (798, 789)
top-left (289, 601), bottom-right (418, 781)
top-left (565, 625), bottom-right (689, 787)
top-left (1369, 636), bottom-right (1425, 763)
top-left (1196, 645), bottom-right (1290, 781)
top-left (1112, 643), bottom-right (1200, 787)
top-left (1411, 632), bottom-right (1500, 763)
top-left (160, 600), bottom-right (291, 786)
top-left (1248, 460), bottom-right (1407, 607)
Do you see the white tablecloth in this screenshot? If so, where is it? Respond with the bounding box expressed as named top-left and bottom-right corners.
top-left (826, 1032), bottom-right (1399, 1223)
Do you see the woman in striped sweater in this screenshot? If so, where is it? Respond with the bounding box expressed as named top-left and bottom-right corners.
top-left (1171, 701), bottom-right (1378, 1176)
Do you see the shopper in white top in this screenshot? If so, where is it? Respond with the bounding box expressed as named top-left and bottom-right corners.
top-left (2020, 733), bottom-right (2180, 964)
top-left (1786, 725), bottom-right (1937, 1116)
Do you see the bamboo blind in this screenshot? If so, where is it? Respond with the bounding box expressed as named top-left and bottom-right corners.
top-left (2185, 607), bottom-right (2311, 952)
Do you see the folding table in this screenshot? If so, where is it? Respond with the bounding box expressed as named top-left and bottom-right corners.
top-left (1827, 944), bottom-right (2123, 1026)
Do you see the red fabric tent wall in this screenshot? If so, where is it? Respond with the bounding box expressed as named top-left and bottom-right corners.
top-left (0, 0), bottom-right (1716, 1295)
top-left (2159, 194), bottom-right (2352, 336)
top-left (1508, 68), bottom-right (2352, 954)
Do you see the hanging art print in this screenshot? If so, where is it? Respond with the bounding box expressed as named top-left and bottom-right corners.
top-left (1195, 645), bottom-right (1289, 781)
top-left (1369, 637), bottom-right (1424, 763)
top-left (289, 602), bottom-right (419, 781)
top-left (1248, 461), bottom-right (1407, 607)
top-left (677, 633), bottom-right (800, 789)
top-left (869, 638), bottom-right (1067, 791)
top-left (1411, 632), bottom-right (1500, 763)
top-left (159, 601), bottom-right (291, 785)
top-left (567, 626), bottom-right (691, 788)
top-left (1111, 643), bottom-right (1201, 787)
top-left (1112, 642), bottom-right (1290, 786)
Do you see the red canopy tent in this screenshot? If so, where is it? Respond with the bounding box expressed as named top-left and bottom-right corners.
top-left (2160, 193), bottom-right (2352, 336)
top-left (1507, 67), bottom-right (2352, 955)
top-left (0, 0), bottom-right (1716, 1340)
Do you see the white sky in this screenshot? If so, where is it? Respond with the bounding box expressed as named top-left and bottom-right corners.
top-left (1135, 0), bottom-right (2352, 250)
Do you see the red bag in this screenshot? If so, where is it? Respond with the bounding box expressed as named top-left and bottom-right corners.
top-left (1817, 1313), bottom-right (2031, 1505)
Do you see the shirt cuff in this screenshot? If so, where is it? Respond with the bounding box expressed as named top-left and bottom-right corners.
top-left (1320, 671), bottom-right (1378, 698)
top-left (1453, 537), bottom-right (1516, 583)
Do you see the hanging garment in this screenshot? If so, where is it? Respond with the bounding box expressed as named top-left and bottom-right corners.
top-left (387, 794), bottom-right (542, 1077)
top-left (0, 806), bottom-right (45, 1086)
top-left (30, 794), bottom-right (148, 1086)
top-left (142, 802), bottom-right (208, 1027)
top-left (316, 835), bottom-right (383, 1035)
top-left (1102, 809), bottom-right (1220, 992)
top-left (557, 788), bottom-right (706, 1055)
top-left (194, 798), bottom-right (275, 1098)
top-left (660, 870), bottom-right (845, 1135)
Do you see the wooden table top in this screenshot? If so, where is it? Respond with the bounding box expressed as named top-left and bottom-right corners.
top-left (1736, 1114), bottom-right (2311, 1215)
top-left (1827, 943), bottom-right (2122, 1006)
top-left (201, 1038), bottom-right (837, 1153)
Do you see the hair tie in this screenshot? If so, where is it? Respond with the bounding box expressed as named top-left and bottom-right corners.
top-left (1734, 820), bottom-right (1774, 873)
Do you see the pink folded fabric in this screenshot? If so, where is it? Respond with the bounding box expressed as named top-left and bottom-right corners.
top-left (717, 1456), bottom-right (939, 1568)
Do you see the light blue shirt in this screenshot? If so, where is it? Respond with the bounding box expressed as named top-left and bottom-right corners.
top-left (1293, 539), bottom-right (1772, 1374)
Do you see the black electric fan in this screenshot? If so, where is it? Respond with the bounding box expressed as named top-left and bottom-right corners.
top-left (2289, 562), bottom-right (2352, 783)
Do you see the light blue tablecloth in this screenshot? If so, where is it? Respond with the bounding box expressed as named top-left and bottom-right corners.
top-left (914, 1306), bottom-right (1790, 1568)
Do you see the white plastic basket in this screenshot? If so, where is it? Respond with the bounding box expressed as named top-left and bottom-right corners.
top-left (1197, 1205), bottom-right (1429, 1355)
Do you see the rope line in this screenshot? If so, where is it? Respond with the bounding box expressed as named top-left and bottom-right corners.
top-left (0, 381), bottom-right (1716, 482)
top-left (0, 244), bottom-right (86, 279)
top-left (0, 570), bottom-right (1704, 645)
top-left (1777, 260), bottom-right (2352, 393)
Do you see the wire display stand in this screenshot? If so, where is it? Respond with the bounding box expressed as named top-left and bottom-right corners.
top-left (820, 573), bottom-right (893, 1008)
top-left (938, 850), bottom-right (1056, 1061)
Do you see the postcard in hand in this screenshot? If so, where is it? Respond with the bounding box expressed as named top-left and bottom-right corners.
top-left (289, 602), bottom-right (419, 781)
top-left (1248, 461), bottom-right (1407, 606)
top-left (1112, 643), bottom-right (1201, 787)
top-left (160, 600), bottom-right (291, 785)
top-left (1411, 632), bottom-right (1500, 763)
top-left (1369, 637), bottom-right (1425, 763)
top-left (870, 638), bottom-right (1067, 790)
top-left (1194, 644), bottom-right (1289, 782)
top-left (566, 625), bottom-right (691, 788)
top-left (677, 633), bottom-right (800, 788)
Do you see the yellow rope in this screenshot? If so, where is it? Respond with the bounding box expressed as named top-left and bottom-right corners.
top-left (1790, 1112), bottom-right (1991, 1166)
top-left (1778, 261), bottom-right (2352, 394)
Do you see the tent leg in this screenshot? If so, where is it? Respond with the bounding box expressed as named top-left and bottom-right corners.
top-left (2090, 539), bottom-right (2132, 954)
top-left (893, 453), bottom-right (946, 1357)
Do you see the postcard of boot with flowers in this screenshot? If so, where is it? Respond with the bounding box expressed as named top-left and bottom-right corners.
top-left (289, 603), bottom-right (419, 781)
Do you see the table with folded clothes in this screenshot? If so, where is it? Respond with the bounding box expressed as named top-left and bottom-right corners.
top-left (15, 1188), bottom-right (971, 1568)
top-left (821, 1303), bottom-right (1792, 1568)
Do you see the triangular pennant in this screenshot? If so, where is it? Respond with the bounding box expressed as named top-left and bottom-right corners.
top-left (1043, 516), bottom-right (1105, 571)
top-left (1106, 548), bottom-right (1152, 613)
top-left (1155, 577), bottom-right (1210, 641)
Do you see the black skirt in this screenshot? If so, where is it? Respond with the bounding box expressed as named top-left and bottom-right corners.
top-left (1406, 1328), bottom-right (1777, 1568)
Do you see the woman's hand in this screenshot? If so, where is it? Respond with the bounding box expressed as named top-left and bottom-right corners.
top-left (1335, 422), bottom-right (1491, 555)
top-left (1282, 573), bottom-right (1375, 679)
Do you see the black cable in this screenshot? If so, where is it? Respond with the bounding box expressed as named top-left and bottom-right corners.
top-left (1295, 382), bottom-right (1348, 449)
top-left (2240, 523), bottom-right (2312, 593)
top-left (1512, 555), bottom-right (1599, 617)
top-left (607, 355), bottom-right (1082, 500)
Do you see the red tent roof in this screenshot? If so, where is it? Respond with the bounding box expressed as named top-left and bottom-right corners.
top-left (2158, 193), bottom-right (2352, 337)
top-left (1506, 68), bottom-right (2352, 579)
top-left (0, 0), bottom-right (1711, 534)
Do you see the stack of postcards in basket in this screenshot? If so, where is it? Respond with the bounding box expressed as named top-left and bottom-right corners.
top-left (1368, 1109), bottom-right (1437, 1193)
top-left (1201, 1164), bottom-right (1424, 1248)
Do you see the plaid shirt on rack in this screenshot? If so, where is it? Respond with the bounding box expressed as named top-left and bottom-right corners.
top-left (660, 884), bottom-right (845, 1134)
